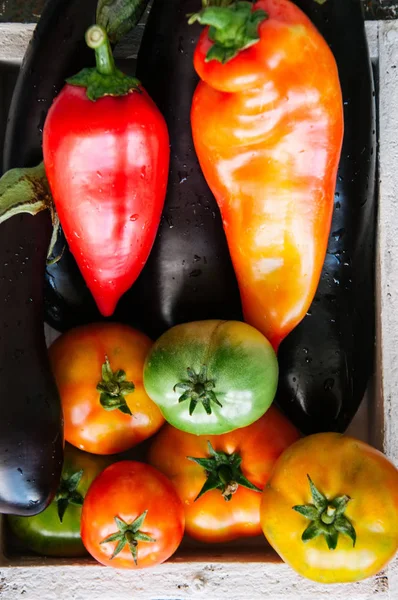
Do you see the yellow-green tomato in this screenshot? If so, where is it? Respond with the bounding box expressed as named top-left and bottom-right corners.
top-left (261, 433), bottom-right (398, 584)
top-left (8, 444), bottom-right (109, 557)
top-left (143, 320), bottom-right (278, 435)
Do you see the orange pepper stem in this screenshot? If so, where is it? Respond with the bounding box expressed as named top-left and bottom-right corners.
top-left (188, 1), bottom-right (268, 63)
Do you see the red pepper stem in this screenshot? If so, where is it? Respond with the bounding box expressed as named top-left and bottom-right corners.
top-left (85, 25), bottom-right (116, 76)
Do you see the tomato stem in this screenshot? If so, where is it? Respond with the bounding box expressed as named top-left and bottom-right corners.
top-left (292, 475), bottom-right (356, 550)
top-left (96, 356), bottom-right (135, 415)
top-left (85, 25), bottom-right (116, 76)
top-left (174, 365), bottom-right (222, 416)
top-left (188, 441), bottom-right (262, 502)
top-left (100, 511), bottom-right (156, 565)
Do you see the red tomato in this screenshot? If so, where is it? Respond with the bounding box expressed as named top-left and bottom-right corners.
top-left (81, 461), bottom-right (185, 569)
top-left (149, 406), bottom-right (300, 543)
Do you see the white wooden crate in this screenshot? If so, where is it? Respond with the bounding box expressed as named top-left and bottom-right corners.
top-left (0, 19), bottom-right (397, 600)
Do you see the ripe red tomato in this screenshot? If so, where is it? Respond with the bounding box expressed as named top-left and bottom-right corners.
top-left (81, 461), bottom-right (185, 569)
top-left (149, 406), bottom-right (300, 542)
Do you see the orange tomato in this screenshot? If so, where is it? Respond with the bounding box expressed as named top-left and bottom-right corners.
top-left (49, 323), bottom-right (164, 454)
top-left (149, 406), bottom-right (300, 543)
top-left (261, 433), bottom-right (398, 583)
top-left (81, 461), bottom-right (185, 569)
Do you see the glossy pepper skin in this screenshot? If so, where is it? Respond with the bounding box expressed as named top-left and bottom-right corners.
top-left (191, 0), bottom-right (344, 350)
top-left (43, 27), bottom-right (170, 317)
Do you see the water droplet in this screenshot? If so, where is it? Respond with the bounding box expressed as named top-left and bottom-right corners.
top-left (324, 378), bottom-right (335, 391)
top-left (130, 214), bottom-right (139, 222)
top-left (96, 171), bottom-right (103, 178)
top-left (335, 201), bottom-right (341, 210)
top-left (178, 171), bottom-right (188, 184)
top-left (194, 255), bottom-right (201, 262)
top-left (302, 348), bottom-right (309, 354)
top-left (332, 228), bottom-right (344, 241)
top-left (189, 269), bottom-right (202, 278)
top-left (17, 468), bottom-right (23, 475)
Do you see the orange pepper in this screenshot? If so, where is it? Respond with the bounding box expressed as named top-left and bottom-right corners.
top-left (190, 0), bottom-right (344, 350)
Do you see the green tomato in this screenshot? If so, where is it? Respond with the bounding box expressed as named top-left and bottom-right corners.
top-left (7, 444), bottom-right (109, 557)
top-left (143, 320), bottom-right (278, 435)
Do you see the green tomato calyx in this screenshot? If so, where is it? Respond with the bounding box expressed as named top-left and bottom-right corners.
top-left (67, 25), bottom-right (141, 101)
top-left (55, 469), bottom-right (84, 523)
top-left (188, 1), bottom-right (268, 64)
top-left (174, 365), bottom-right (222, 416)
top-left (97, 356), bottom-right (135, 415)
top-left (292, 475), bottom-right (356, 550)
top-left (188, 441), bottom-right (262, 501)
top-left (100, 510), bottom-right (155, 564)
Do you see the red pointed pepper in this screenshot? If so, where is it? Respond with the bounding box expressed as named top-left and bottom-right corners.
top-left (43, 25), bottom-right (169, 316)
top-left (190, 0), bottom-right (343, 350)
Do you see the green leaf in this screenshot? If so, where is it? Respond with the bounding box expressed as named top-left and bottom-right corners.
top-left (189, 2), bottom-right (268, 64)
top-left (102, 358), bottom-right (113, 382)
top-left (110, 538), bottom-right (127, 559)
top-left (130, 510), bottom-right (148, 532)
top-left (100, 531), bottom-right (124, 544)
top-left (114, 516), bottom-right (128, 532)
top-left (307, 475), bottom-right (327, 511)
top-left (96, 0), bottom-right (150, 45)
top-left (235, 472), bottom-right (262, 493)
top-left (189, 398), bottom-right (198, 415)
top-left (335, 516), bottom-right (356, 547)
top-left (188, 456), bottom-right (216, 470)
top-left (67, 67), bottom-right (140, 102)
top-left (0, 163), bottom-right (51, 225)
top-left (331, 495), bottom-right (351, 517)
top-left (134, 532), bottom-right (156, 543)
top-left (65, 470), bottom-right (84, 493)
top-left (326, 530), bottom-right (338, 550)
top-left (208, 390), bottom-right (222, 408)
top-left (119, 381), bottom-right (135, 394)
top-left (302, 521), bottom-right (323, 543)
top-left (292, 504), bottom-right (319, 520)
top-left (195, 473), bottom-right (222, 501)
top-left (57, 498), bottom-right (69, 523)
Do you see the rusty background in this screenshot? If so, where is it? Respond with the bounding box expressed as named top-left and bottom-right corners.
top-left (0, 0), bottom-right (397, 22)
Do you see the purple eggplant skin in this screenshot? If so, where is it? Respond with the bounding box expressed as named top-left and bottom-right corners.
top-left (276, 0), bottom-right (377, 434)
top-left (0, 0), bottom-right (97, 516)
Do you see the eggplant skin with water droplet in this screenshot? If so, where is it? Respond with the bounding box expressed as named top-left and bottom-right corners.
top-left (0, 0), bottom-right (101, 516)
top-left (276, 0), bottom-right (376, 434)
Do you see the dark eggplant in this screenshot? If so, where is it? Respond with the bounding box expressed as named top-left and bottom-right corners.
top-left (0, 0), bottom-right (99, 515)
top-left (276, 0), bottom-right (376, 433)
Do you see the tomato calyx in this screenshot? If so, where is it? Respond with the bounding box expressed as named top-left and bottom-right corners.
top-left (188, 441), bottom-right (262, 501)
top-left (54, 469), bottom-right (84, 523)
top-left (188, 1), bottom-right (268, 64)
top-left (67, 25), bottom-right (141, 101)
top-left (97, 356), bottom-right (135, 415)
top-left (100, 510), bottom-right (156, 565)
top-left (292, 475), bottom-right (356, 550)
top-left (174, 365), bottom-right (221, 416)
